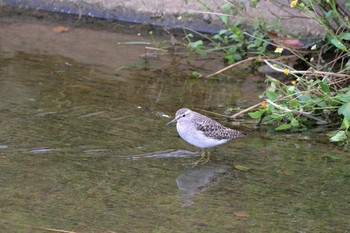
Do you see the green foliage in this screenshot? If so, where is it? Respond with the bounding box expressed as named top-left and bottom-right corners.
top-left (246, 0), bottom-right (350, 143)
top-left (210, 17), bottom-right (268, 64)
top-left (184, 1), bottom-right (268, 64)
top-left (295, 0), bottom-right (350, 55)
top-left (327, 35), bottom-right (348, 52)
top-left (189, 71), bottom-right (204, 79)
top-left (182, 0), bottom-right (350, 142)
top-left (188, 39), bottom-right (207, 56)
top-left (250, 76), bottom-right (350, 142)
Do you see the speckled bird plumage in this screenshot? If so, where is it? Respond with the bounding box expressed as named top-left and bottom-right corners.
top-left (166, 108), bottom-right (246, 148)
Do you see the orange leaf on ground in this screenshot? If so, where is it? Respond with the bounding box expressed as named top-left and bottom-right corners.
top-left (52, 26), bottom-right (70, 33)
top-left (267, 30), bottom-right (305, 49)
top-left (267, 30), bottom-right (279, 38)
top-left (233, 211), bottom-right (249, 217)
top-left (281, 39), bottom-right (304, 48)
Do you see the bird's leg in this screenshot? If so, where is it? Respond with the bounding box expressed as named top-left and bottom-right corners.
top-left (205, 150), bottom-right (211, 163)
top-left (192, 149), bottom-right (211, 166)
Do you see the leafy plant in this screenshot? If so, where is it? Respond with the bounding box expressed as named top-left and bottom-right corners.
top-left (248, 75), bottom-right (350, 142)
top-left (242, 0), bottom-right (349, 142)
top-left (184, 1), bottom-right (269, 64)
top-left (183, 0), bottom-right (350, 142)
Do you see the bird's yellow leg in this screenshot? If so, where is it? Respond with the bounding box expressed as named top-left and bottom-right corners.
top-left (192, 150), bottom-right (211, 167)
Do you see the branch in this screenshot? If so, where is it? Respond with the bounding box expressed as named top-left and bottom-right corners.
top-left (230, 102), bottom-right (263, 119)
top-left (264, 59), bottom-right (350, 78)
top-left (206, 56), bottom-right (257, 78)
top-left (230, 98), bottom-right (328, 125)
top-left (265, 99), bottom-right (328, 124)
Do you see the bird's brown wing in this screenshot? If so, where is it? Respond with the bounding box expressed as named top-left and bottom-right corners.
top-left (195, 119), bottom-right (244, 140)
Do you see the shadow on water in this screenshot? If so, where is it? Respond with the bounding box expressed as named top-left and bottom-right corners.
top-left (0, 10), bottom-right (349, 233)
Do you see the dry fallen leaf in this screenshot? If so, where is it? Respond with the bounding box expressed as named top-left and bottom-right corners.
top-left (233, 211), bottom-right (249, 218)
top-left (52, 26), bottom-right (70, 33)
top-left (267, 30), bottom-right (305, 49)
top-left (280, 39), bottom-right (304, 48)
top-left (234, 164), bottom-right (252, 172)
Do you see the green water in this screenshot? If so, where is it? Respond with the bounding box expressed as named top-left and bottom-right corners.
top-left (0, 14), bottom-right (349, 233)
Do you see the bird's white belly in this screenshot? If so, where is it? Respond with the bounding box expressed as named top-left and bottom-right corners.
top-left (176, 123), bottom-right (228, 148)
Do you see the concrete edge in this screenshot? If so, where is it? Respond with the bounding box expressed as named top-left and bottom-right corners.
top-left (2, 0), bottom-right (224, 34)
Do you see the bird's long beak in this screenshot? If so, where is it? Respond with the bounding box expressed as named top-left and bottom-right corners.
top-left (166, 117), bottom-right (177, 126)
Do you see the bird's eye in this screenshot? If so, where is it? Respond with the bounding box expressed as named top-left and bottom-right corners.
top-left (182, 114), bottom-right (186, 117)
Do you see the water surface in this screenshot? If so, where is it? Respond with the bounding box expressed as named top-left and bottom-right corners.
top-left (0, 11), bottom-right (349, 233)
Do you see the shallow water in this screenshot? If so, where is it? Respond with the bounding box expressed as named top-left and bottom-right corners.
top-left (0, 10), bottom-right (349, 233)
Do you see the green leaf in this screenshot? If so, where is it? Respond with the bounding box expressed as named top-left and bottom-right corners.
top-left (341, 117), bottom-right (350, 130)
top-left (291, 118), bottom-right (299, 127)
top-left (275, 124), bottom-right (291, 131)
top-left (340, 32), bottom-right (350, 40)
top-left (335, 93), bottom-right (350, 102)
top-left (330, 38), bottom-right (347, 51)
top-left (325, 10), bottom-right (334, 19)
top-left (266, 76), bottom-right (279, 86)
top-left (189, 40), bottom-right (203, 49)
top-left (269, 113), bottom-right (282, 120)
top-left (221, 2), bottom-right (231, 14)
top-left (189, 71), bottom-right (204, 79)
top-left (248, 110), bottom-right (264, 119)
top-left (229, 26), bottom-right (244, 41)
top-left (266, 103), bottom-right (274, 114)
top-left (345, 61), bottom-right (350, 70)
top-left (266, 91), bottom-right (278, 101)
top-left (330, 130), bottom-right (347, 142)
top-left (250, 0), bottom-right (259, 8)
top-left (298, 94), bottom-right (311, 102)
top-left (314, 97), bottom-right (327, 108)
top-left (232, 53), bottom-right (243, 61)
top-left (219, 29), bottom-right (228, 35)
top-left (212, 34), bottom-right (222, 41)
top-left (188, 40), bottom-right (207, 56)
top-left (289, 99), bottom-right (299, 109)
top-left (220, 3), bottom-right (231, 25)
top-left (287, 85), bottom-right (296, 93)
top-left (319, 81), bottom-right (331, 96)
top-left (247, 43), bottom-right (258, 49)
top-left (338, 101), bottom-right (350, 121)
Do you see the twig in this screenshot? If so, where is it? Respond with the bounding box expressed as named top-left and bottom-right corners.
top-left (265, 99), bottom-right (328, 124)
top-left (145, 46), bottom-right (169, 52)
top-left (264, 59), bottom-right (308, 74)
top-left (193, 108), bottom-right (232, 119)
top-left (36, 227), bottom-right (76, 233)
top-left (231, 97), bottom-right (328, 124)
top-left (205, 49), bottom-right (310, 79)
top-left (206, 56), bottom-right (258, 78)
top-left (230, 102), bottom-right (263, 119)
top-left (264, 59), bottom-right (350, 77)
top-left (187, 9), bottom-right (233, 17)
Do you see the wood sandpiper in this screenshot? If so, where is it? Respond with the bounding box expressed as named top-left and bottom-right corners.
top-left (166, 108), bottom-right (246, 164)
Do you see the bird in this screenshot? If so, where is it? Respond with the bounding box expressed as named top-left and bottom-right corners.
top-left (166, 108), bottom-right (246, 164)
